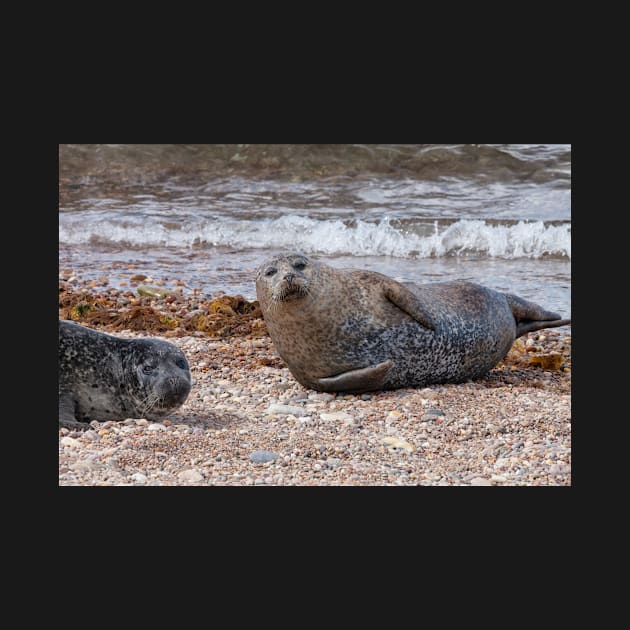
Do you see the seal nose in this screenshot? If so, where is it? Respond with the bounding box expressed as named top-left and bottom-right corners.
top-left (284, 273), bottom-right (295, 284)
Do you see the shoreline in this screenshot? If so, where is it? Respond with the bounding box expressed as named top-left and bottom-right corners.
top-left (59, 275), bottom-right (571, 486)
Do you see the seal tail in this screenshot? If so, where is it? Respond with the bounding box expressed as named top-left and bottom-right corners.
top-left (504, 293), bottom-right (571, 338)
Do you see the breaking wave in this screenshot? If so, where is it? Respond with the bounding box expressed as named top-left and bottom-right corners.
top-left (59, 215), bottom-right (570, 259)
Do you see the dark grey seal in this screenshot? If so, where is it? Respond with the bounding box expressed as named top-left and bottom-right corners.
top-left (59, 320), bottom-right (192, 429)
top-left (255, 253), bottom-right (571, 393)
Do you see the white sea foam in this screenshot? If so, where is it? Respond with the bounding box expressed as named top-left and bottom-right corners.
top-left (59, 215), bottom-right (571, 259)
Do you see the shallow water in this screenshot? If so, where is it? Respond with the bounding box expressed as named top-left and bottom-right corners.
top-left (59, 144), bottom-right (571, 318)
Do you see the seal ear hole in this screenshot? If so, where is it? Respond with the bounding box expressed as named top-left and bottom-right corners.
top-left (265, 268), bottom-right (277, 277)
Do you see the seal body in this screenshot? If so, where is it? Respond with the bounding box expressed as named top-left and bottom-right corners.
top-left (59, 320), bottom-right (192, 428)
top-left (255, 253), bottom-right (571, 393)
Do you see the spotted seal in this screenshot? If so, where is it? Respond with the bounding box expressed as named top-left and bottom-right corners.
top-left (255, 253), bottom-right (571, 393)
top-left (59, 320), bottom-right (192, 429)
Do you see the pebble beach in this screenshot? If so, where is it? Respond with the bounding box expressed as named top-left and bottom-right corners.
top-left (58, 273), bottom-right (571, 486)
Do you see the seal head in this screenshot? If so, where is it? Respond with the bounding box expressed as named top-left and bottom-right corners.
top-left (59, 320), bottom-right (192, 428)
top-left (258, 252), bottom-right (312, 304)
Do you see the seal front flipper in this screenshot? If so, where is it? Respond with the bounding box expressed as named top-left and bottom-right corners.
top-left (59, 395), bottom-right (88, 430)
top-left (384, 281), bottom-right (436, 330)
top-left (316, 360), bottom-right (394, 393)
top-left (504, 293), bottom-right (572, 337)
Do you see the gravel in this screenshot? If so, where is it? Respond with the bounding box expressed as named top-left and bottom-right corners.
top-left (59, 325), bottom-right (571, 486)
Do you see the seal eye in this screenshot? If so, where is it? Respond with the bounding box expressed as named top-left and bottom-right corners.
top-left (293, 262), bottom-right (306, 271)
top-left (142, 365), bottom-right (155, 374)
top-left (175, 358), bottom-right (187, 370)
top-left (265, 268), bottom-right (277, 277)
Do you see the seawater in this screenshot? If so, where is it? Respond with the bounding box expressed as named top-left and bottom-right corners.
top-left (59, 144), bottom-right (571, 317)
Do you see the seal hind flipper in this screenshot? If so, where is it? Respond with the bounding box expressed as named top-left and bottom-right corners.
top-left (515, 318), bottom-right (571, 337)
top-left (316, 360), bottom-right (394, 393)
top-left (504, 293), bottom-right (571, 338)
top-left (384, 281), bottom-right (436, 330)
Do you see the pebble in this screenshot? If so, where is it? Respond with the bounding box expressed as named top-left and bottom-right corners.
top-left (549, 464), bottom-right (570, 475)
top-left (320, 411), bottom-right (354, 424)
top-left (266, 404), bottom-right (304, 416)
top-left (250, 450), bottom-right (279, 464)
top-left (381, 437), bottom-right (414, 453)
top-left (469, 477), bottom-right (493, 486)
top-left (421, 409), bottom-right (446, 421)
top-left (58, 297), bottom-right (571, 487)
top-left (308, 393), bottom-right (335, 402)
top-left (70, 460), bottom-right (101, 472)
top-left (178, 469), bottom-right (204, 483)
top-left (147, 423), bottom-right (167, 431)
top-left (419, 388), bottom-right (439, 399)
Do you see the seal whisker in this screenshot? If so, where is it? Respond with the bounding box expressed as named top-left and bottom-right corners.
top-left (140, 390), bottom-right (163, 417)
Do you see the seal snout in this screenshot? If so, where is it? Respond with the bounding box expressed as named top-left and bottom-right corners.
top-left (158, 375), bottom-right (191, 407)
top-left (167, 375), bottom-right (189, 391)
top-left (274, 274), bottom-right (309, 302)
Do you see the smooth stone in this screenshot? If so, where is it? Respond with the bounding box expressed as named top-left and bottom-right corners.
top-left (320, 411), bottom-right (354, 424)
top-left (250, 450), bottom-right (279, 464)
top-left (419, 388), bottom-right (439, 399)
top-left (308, 393), bottom-right (335, 402)
top-left (549, 464), bottom-right (570, 475)
top-left (70, 460), bottom-right (102, 472)
top-left (136, 285), bottom-right (173, 298)
top-left (469, 477), bottom-right (493, 486)
top-left (381, 437), bottom-right (414, 453)
top-left (266, 404), bottom-right (304, 416)
top-left (178, 469), bottom-right (204, 483)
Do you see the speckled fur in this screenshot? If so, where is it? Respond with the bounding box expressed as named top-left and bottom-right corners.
top-left (256, 253), bottom-right (571, 393)
top-left (58, 320), bottom-right (191, 427)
